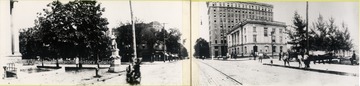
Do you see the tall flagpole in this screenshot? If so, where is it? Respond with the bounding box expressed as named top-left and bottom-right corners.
top-left (129, 0), bottom-right (137, 63)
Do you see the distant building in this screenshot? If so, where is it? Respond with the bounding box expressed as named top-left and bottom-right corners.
top-left (149, 21), bottom-right (164, 31)
top-left (207, 1), bottom-right (285, 57)
top-left (227, 20), bottom-right (287, 57)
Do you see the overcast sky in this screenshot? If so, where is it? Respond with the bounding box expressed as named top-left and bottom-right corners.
top-left (198, 2), bottom-right (359, 51)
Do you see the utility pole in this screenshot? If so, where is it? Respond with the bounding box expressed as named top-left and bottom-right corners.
top-left (306, 1), bottom-right (309, 54)
top-left (129, 0), bottom-right (137, 64)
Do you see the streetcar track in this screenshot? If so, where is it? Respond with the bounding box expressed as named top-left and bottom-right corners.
top-left (199, 60), bottom-right (243, 85)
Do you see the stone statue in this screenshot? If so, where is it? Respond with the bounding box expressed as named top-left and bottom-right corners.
top-left (111, 35), bottom-right (117, 50)
top-left (108, 34), bottom-right (121, 72)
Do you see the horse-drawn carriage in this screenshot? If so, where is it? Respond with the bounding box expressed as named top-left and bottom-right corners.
top-left (283, 50), bottom-right (338, 68)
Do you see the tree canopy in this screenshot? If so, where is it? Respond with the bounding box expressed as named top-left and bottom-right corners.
top-left (113, 21), bottom-right (185, 61)
top-left (194, 38), bottom-right (210, 58)
top-left (286, 12), bottom-right (353, 54)
top-left (20, 1), bottom-right (111, 67)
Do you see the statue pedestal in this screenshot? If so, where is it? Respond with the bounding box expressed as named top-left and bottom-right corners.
top-left (108, 49), bottom-right (121, 73)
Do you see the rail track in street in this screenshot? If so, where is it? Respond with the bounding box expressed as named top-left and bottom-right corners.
top-left (198, 60), bottom-right (243, 85)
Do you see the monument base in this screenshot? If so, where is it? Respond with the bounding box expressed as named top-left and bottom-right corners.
top-left (108, 58), bottom-right (121, 73)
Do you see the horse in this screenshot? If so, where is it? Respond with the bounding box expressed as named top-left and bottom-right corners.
top-left (285, 51), bottom-right (302, 67)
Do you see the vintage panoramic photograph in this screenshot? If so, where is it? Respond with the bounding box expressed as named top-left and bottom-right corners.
top-left (0, 0), bottom-right (359, 86)
top-left (193, 1), bottom-right (359, 86)
top-left (0, 0), bottom-right (190, 85)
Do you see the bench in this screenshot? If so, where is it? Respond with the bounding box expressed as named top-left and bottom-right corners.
top-left (3, 63), bottom-right (18, 79)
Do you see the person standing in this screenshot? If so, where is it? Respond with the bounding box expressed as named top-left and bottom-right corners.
top-left (279, 51), bottom-right (283, 61)
top-left (252, 50), bottom-right (256, 60)
top-left (258, 52), bottom-right (263, 63)
top-left (351, 51), bottom-right (356, 65)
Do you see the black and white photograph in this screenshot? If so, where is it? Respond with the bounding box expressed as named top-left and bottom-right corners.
top-left (0, 0), bottom-right (190, 85)
top-left (0, 0), bottom-right (359, 86)
top-left (193, 1), bottom-right (359, 86)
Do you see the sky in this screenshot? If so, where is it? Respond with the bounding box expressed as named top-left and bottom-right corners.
top-left (0, 1), bottom-right (358, 56)
top-left (12, 0), bottom-right (185, 31)
top-left (5, 0), bottom-right (191, 54)
top-left (197, 2), bottom-right (359, 51)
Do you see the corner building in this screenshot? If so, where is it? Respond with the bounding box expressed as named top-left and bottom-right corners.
top-left (207, 1), bottom-right (281, 57)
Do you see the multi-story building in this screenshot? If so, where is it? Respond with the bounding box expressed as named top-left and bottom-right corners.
top-left (227, 20), bottom-right (287, 57)
top-left (207, 1), bottom-right (276, 57)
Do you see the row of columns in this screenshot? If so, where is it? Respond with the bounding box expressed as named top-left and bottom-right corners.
top-left (230, 30), bottom-right (240, 47)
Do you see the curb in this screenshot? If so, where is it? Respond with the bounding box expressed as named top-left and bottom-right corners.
top-left (263, 63), bottom-right (358, 77)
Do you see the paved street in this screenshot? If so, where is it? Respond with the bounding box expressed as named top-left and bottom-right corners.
top-left (194, 58), bottom-right (359, 86)
top-left (93, 59), bottom-right (190, 85)
top-left (1, 59), bottom-right (191, 85)
top-left (1, 58), bottom-right (358, 85)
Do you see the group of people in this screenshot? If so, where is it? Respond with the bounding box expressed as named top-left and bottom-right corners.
top-left (251, 51), bottom-right (271, 63)
top-left (250, 49), bottom-right (311, 68)
top-left (251, 49), bottom-right (358, 68)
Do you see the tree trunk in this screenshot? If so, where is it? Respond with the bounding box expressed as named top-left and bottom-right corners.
top-left (97, 54), bottom-right (100, 68)
top-left (79, 56), bottom-right (82, 68)
top-left (56, 54), bottom-right (59, 68)
top-left (41, 56), bottom-right (44, 67)
top-left (95, 54), bottom-right (100, 77)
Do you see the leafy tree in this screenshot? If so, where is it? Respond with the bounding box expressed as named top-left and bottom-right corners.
top-left (311, 15), bottom-right (353, 53)
top-left (165, 28), bottom-right (182, 54)
top-left (180, 44), bottom-right (189, 59)
top-left (19, 27), bottom-right (42, 59)
top-left (34, 0), bottom-right (110, 67)
top-left (114, 21), bottom-right (183, 61)
top-left (286, 11), bottom-right (307, 52)
top-left (339, 22), bottom-right (352, 52)
top-left (115, 22), bottom-right (158, 61)
top-left (194, 38), bottom-right (210, 58)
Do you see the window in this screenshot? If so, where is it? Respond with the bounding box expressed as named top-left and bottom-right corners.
top-left (215, 40), bottom-right (218, 44)
top-left (253, 35), bottom-right (257, 42)
top-left (264, 27), bottom-right (268, 36)
top-left (245, 47), bottom-right (247, 54)
top-left (215, 46), bottom-right (218, 49)
top-left (265, 46), bottom-right (269, 53)
top-left (273, 46), bottom-right (276, 52)
top-left (245, 36), bottom-right (247, 43)
top-left (272, 28), bottom-right (276, 34)
top-left (214, 20), bottom-right (216, 22)
top-left (253, 26), bottom-right (256, 32)
top-left (280, 36), bottom-right (283, 43)
top-left (272, 35), bottom-right (276, 43)
top-left (279, 28), bottom-right (282, 33)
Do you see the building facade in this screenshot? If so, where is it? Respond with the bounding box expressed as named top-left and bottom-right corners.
top-left (227, 20), bottom-right (287, 57)
top-left (207, 1), bottom-right (275, 57)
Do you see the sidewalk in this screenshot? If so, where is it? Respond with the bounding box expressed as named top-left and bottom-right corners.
top-left (210, 57), bottom-right (358, 77)
top-left (261, 59), bottom-right (359, 76)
